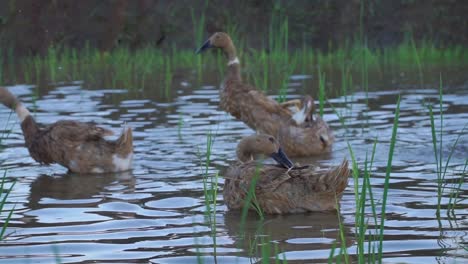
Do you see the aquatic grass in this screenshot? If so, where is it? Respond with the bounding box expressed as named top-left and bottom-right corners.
top-left (0, 111), bottom-right (15, 145)
top-left (332, 96), bottom-right (400, 263)
top-left (276, 53), bottom-right (298, 103)
top-left (330, 194), bottom-right (350, 264)
top-left (317, 67), bottom-right (326, 117)
top-left (408, 32), bottom-right (424, 87)
top-left (427, 75), bottom-right (467, 221)
top-left (376, 95), bottom-right (400, 262)
top-left (1, 34), bottom-right (467, 96)
top-left (191, 4), bottom-right (207, 80)
top-left (239, 164), bottom-right (264, 227)
top-left (0, 170), bottom-right (15, 240)
top-left (447, 159), bottom-right (467, 218)
top-left (242, 220), bottom-right (287, 263)
top-left (197, 131), bottom-right (221, 262)
top-left (164, 55), bottom-right (172, 98)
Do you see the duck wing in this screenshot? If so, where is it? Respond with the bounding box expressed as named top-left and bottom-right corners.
top-left (246, 90), bottom-right (290, 115)
top-left (47, 120), bottom-right (114, 142)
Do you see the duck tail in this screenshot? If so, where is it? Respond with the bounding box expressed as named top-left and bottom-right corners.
top-left (0, 87), bottom-right (31, 122)
top-left (116, 125), bottom-right (133, 156)
top-left (327, 159), bottom-right (350, 195)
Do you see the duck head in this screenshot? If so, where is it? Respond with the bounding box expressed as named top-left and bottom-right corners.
top-left (196, 32), bottom-right (237, 61)
top-left (237, 134), bottom-right (294, 169)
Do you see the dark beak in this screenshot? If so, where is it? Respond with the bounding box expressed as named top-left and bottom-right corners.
top-left (270, 148), bottom-right (294, 169)
top-left (196, 39), bottom-right (212, 54)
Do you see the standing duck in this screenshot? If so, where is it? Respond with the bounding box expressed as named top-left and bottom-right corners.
top-left (223, 134), bottom-right (350, 214)
top-left (196, 32), bottom-right (334, 157)
top-left (0, 87), bottom-right (133, 174)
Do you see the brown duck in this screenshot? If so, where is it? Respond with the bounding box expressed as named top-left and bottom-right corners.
top-left (196, 32), bottom-right (334, 157)
top-left (223, 134), bottom-right (350, 214)
top-left (0, 87), bottom-right (133, 174)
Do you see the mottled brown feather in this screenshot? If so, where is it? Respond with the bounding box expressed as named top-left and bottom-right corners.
top-left (1, 87), bottom-right (133, 173)
top-left (223, 135), bottom-right (350, 214)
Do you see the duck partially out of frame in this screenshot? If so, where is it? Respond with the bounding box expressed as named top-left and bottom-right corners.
top-left (0, 87), bottom-right (133, 174)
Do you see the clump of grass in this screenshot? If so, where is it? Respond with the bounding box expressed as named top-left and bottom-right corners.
top-left (331, 96), bottom-right (400, 263)
top-left (427, 75), bottom-right (467, 221)
top-left (196, 131), bottom-right (220, 261)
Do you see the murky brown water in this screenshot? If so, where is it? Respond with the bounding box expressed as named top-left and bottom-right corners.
top-left (0, 76), bottom-right (467, 263)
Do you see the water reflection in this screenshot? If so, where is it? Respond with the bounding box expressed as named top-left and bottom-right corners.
top-left (0, 81), bottom-right (467, 263)
top-left (223, 211), bottom-right (353, 261)
top-left (28, 171), bottom-right (135, 210)
top-left (19, 171), bottom-right (134, 227)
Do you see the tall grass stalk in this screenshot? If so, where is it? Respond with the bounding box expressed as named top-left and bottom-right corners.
top-left (0, 170), bottom-right (15, 240)
top-left (318, 67), bottom-right (326, 117)
top-left (447, 160), bottom-right (467, 218)
top-left (240, 164), bottom-right (264, 230)
top-left (428, 75), bottom-right (467, 220)
top-left (409, 33), bottom-right (424, 87)
top-left (377, 95), bottom-right (400, 262)
top-left (340, 97), bottom-right (399, 263)
top-left (191, 4), bottom-right (207, 80)
top-left (197, 131), bottom-right (220, 262)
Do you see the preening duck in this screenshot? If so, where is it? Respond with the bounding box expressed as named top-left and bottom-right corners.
top-left (0, 87), bottom-right (133, 174)
top-left (197, 32), bottom-right (334, 157)
top-left (223, 134), bottom-right (350, 214)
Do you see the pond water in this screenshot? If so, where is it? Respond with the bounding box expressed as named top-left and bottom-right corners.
top-left (0, 75), bottom-right (467, 263)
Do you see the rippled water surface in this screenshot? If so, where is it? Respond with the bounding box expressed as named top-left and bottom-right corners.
top-left (0, 78), bottom-right (467, 263)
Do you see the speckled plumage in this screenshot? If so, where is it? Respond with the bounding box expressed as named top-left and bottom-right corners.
top-left (0, 87), bottom-right (133, 173)
top-left (223, 135), bottom-right (350, 214)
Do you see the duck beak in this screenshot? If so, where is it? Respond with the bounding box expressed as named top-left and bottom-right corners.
top-left (196, 39), bottom-right (212, 54)
top-left (270, 148), bottom-right (294, 169)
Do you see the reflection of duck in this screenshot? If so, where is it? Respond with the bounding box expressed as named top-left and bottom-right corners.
top-left (0, 87), bottom-right (133, 173)
top-left (223, 211), bottom-right (353, 262)
top-left (223, 134), bottom-right (350, 214)
top-left (196, 32), bottom-right (334, 156)
top-left (28, 171), bottom-right (135, 210)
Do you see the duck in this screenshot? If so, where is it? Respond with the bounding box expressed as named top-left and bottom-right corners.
top-left (0, 87), bottom-right (133, 174)
top-left (196, 32), bottom-right (334, 157)
top-left (223, 134), bottom-right (350, 214)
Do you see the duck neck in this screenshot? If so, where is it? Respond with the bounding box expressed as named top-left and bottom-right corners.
top-left (20, 115), bottom-right (40, 149)
top-left (0, 88), bottom-right (38, 145)
top-left (236, 137), bottom-right (264, 163)
top-left (223, 44), bottom-right (241, 83)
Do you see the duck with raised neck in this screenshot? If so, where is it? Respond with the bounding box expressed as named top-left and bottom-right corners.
top-left (197, 32), bottom-right (334, 157)
top-left (0, 87), bottom-right (133, 174)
